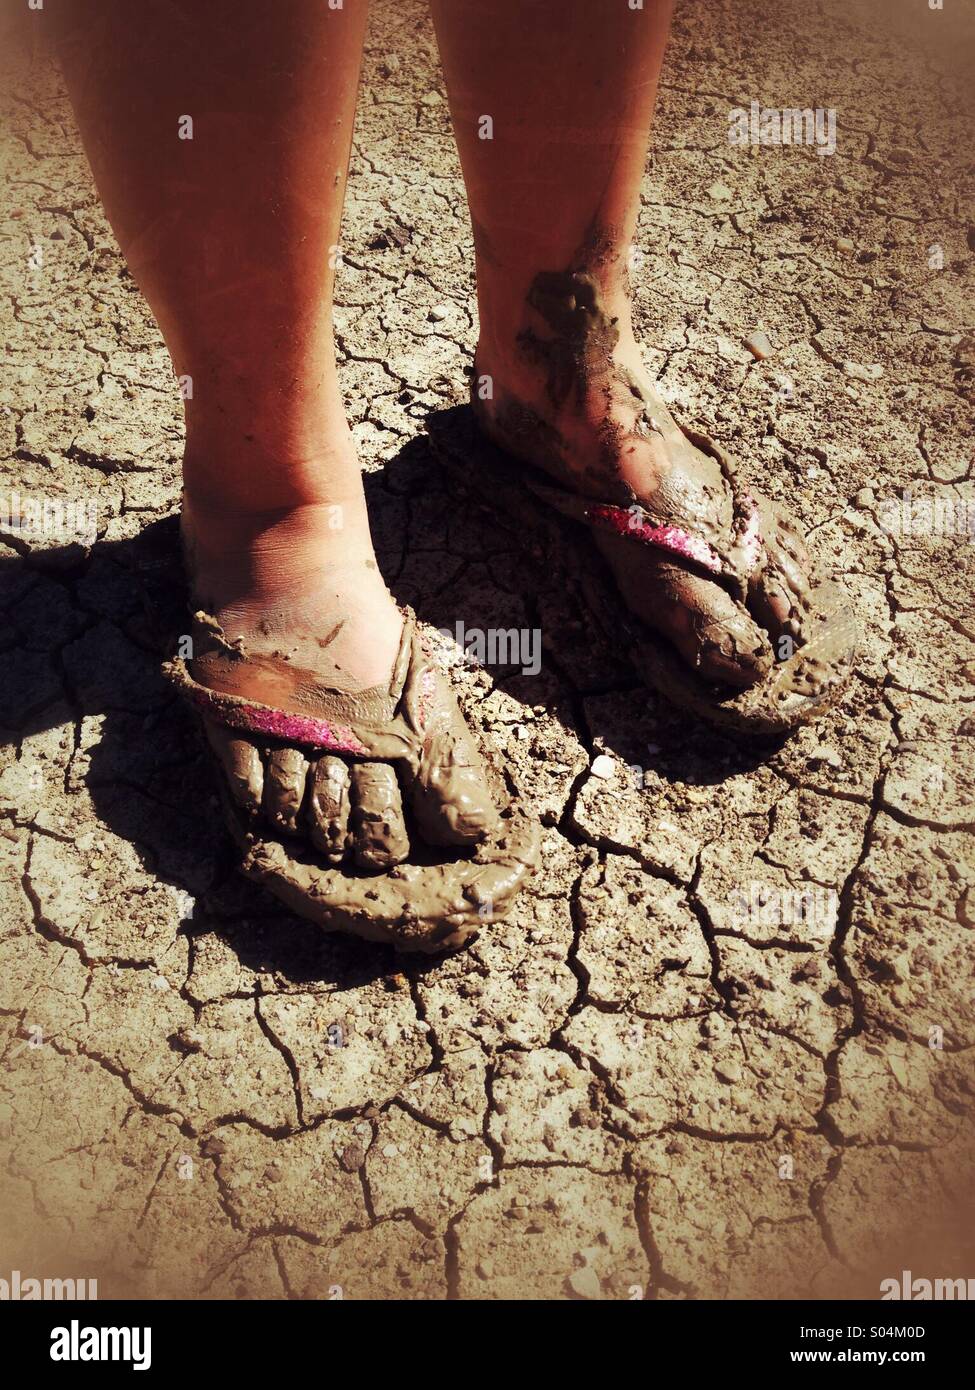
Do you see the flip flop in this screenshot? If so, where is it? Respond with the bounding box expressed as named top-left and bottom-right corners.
top-left (163, 606), bottom-right (538, 952)
top-left (428, 404), bottom-right (858, 737)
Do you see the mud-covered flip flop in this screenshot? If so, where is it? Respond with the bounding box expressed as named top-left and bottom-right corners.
top-left (428, 404), bottom-right (858, 737)
top-left (163, 608), bottom-right (538, 952)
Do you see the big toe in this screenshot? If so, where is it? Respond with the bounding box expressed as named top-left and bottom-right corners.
top-left (603, 535), bottom-right (774, 687)
top-left (748, 499), bottom-right (815, 645)
top-left (409, 735), bottom-right (500, 846)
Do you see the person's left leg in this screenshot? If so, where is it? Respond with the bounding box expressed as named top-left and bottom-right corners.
top-left (431, 0), bottom-right (813, 691)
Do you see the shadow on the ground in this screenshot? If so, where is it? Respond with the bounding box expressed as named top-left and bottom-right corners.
top-left (1, 418), bottom-right (778, 982)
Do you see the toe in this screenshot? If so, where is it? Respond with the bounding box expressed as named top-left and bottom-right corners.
top-left (409, 731), bottom-right (499, 846)
top-left (749, 557), bottom-right (796, 638)
top-left (306, 754), bottom-right (352, 863)
top-left (350, 762), bottom-right (410, 872)
top-left (662, 572), bottom-right (773, 686)
top-left (263, 747), bottom-right (310, 836)
top-left (748, 502), bottom-right (815, 646)
top-left (398, 645), bottom-right (499, 845)
top-left (607, 538), bottom-right (773, 687)
top-left (205, 722), bottom-right (264, 815)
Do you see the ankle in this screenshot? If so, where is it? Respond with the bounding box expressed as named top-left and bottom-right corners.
top-left (182, 422), bottom-right (361, 505)
top-left (181, 494), bottom-right (379, 608)
top-left (475, 256), bottom-right (634, 360)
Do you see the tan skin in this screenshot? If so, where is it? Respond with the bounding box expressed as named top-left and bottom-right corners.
top-left (50, 0), bottom-right (404, 700)
top-left (431, 0), bottom-right (810, 686)
top-left (50, 0), bottom-right (812, 863)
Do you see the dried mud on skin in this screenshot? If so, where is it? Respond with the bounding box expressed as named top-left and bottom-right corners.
top-left (1, 0), bottom-right (973, 1300)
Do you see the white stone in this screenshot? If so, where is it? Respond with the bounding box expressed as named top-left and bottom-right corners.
top-left (568, 1267), bottom-right (602, 1299)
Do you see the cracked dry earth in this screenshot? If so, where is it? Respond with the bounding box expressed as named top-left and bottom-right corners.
top-left (2, 0), bottom-right (974, 1302)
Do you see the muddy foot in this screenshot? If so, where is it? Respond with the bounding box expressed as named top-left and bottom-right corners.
top-left (474, 265), bottom-right (818, 690)
top-left (177, 500), bottom-right (500, 870)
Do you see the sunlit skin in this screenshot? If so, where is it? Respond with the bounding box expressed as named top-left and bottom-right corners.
top-left (50, 0), bottom-right (817, 875)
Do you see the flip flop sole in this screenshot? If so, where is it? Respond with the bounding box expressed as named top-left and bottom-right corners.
top-left (629, 581), bottom-right (858, 735)
top-left (427, 404), bottom-right (859, 738)
top-left (223, 788), bottom-right (539, 953)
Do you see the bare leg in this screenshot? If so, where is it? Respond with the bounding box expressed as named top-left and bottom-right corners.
top-left (50, 0), bottom-right (498, 873)
top-left (432, 0), bottom-right (812, 688)
top-left (52, 0), bottom-right (401, 688)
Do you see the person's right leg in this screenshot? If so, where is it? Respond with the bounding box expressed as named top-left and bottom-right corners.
top-left (52, 0), bottom-right (402, 690)
top-left (50, 0), bottom-right (498, 870)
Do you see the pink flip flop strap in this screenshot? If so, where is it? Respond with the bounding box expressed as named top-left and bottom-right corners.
top-left (526, 474), bottom-right (764, 580)
top-left (588, 503), bottom-right (724, 573)
top-left (176, 674), bottom-right (371, 754)
top-left (586, 495), bottom-right (763, 578)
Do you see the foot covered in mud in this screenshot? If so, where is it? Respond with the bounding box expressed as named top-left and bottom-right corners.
top-left (469, 264), bottom-right (857, 734)
top-left (164, 609), bottom-right (537, 951)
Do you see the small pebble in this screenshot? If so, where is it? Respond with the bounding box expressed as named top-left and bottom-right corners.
top-left (807, 742), bottom-right (842, 770)
top-left (428, 304), bottom-right (450, 322)
top-left (339, 1145), bottom-right (365, 1173)
top-left (743, 329), bottom-right (773, 360)
top-left (795, 959), bottom-right (822, 982)
top-left (590, 754), bottom-right (616, 779)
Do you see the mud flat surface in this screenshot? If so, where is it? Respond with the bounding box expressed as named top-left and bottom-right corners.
top-left (1, 0), bottom-right (973, 1299)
